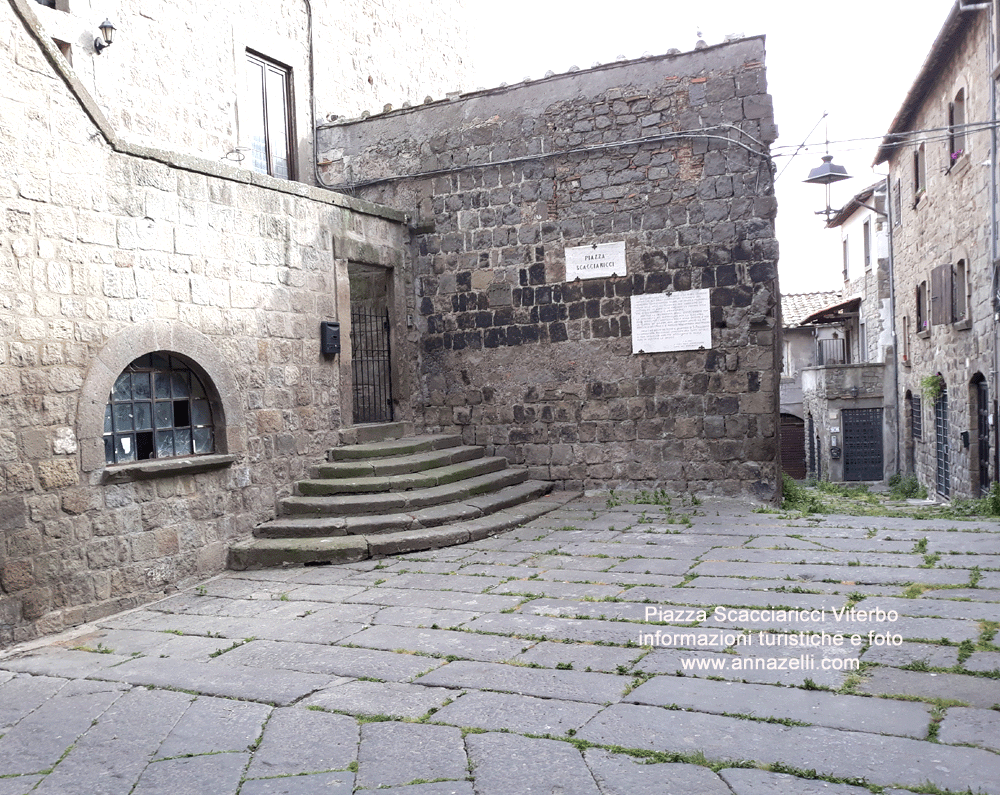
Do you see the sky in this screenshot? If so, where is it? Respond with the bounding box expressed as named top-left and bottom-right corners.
top-left (471, 0), bottom-right (957, 294)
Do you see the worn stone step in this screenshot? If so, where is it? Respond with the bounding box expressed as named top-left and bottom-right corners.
top-left (279, 468), bottom-right (530, 517)
top-left (230, 492), bottom-right (579, 569)
top-left (256, 481), bottom-right (555, 539)
top-left (298, 457), bottom-right (508, 496)
top-left (312, 445), bottom-right (485, 479)
top-left (327, 433), bottom-right (463, 462)
top-left (338, 422), bottom-right (413, 446)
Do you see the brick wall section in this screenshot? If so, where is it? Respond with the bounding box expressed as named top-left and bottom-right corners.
top-left (319, 39), bottom-right (782, 497)
top-left (1, 0), bottom-right (407, 646)
top-left (885, 11), bottom-right (992, 497)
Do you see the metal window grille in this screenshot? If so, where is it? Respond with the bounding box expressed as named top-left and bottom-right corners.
top-left (911, 395), bottom-right (922, 440)
top-left (104, 353), bottom-right (214, 464)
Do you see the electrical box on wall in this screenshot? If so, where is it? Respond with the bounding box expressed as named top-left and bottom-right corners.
top-left (320, 321), bottom-right (341, 355)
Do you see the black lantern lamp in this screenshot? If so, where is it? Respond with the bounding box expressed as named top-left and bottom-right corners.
top-left (804, 153), bottom-right (851, 222)
top-left (94, 19), bottom-right (116, 54)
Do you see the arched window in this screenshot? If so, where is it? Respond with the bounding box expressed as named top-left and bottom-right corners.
top-left (104, 353), bottom-right (215, 464)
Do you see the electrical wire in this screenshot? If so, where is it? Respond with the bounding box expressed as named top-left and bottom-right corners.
top-left (325, 125), bottom-right (773, 192)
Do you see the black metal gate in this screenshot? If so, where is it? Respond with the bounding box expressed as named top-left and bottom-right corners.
top-left (935, 388), bottom-right (950, 497)
top-left (977, 380), bottom-right (990, 495)
top-left (350, 306), bottom-right (393, 423)
top-left (842, 408), bottom-right (883, 481)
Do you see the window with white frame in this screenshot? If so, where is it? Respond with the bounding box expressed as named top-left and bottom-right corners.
top-left (246, 51), bottom-right (294, 180)
top-left (949, 88), bottom-right (966, 162)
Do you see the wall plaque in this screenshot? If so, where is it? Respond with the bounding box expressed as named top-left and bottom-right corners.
top-left (565, 241), bottom-right (626, 281)
top-left (630, 289), bottom-right (713, 354)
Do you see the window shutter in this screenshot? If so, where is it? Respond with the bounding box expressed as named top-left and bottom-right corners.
top-left (930, 264), bottom-right (953, 325)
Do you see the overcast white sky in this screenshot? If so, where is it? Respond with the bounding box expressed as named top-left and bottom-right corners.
top-left (471, 0), bottom-right (956, 294)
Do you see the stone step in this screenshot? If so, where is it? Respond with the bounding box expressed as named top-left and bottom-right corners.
top-left (279, 468), bottom-right (530, 517)
top-left (297, 456), bottom-right (508, 496)
top-left (312, 445), bottom-right (485, 479)
top-left (327, 433), bottom-right (463, 462)
top-left (229, 491), bottom-right (579, 569)
top-left (256, 480), bottom-right (554, 538)
top-left (338, 422), bottom-right (413, 446)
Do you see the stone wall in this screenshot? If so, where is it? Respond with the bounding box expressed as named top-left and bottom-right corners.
top-left (319, 38), bottom-right (782, 497)
top-left (28, 0), bottom-right (472, 181)
top-left (1, 0), bottom-right (407, 645)
top-left (883, 9), bottom-right (993, 498)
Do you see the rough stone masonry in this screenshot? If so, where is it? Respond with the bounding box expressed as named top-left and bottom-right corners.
top-left (318, 37), bottom-right (781, 498)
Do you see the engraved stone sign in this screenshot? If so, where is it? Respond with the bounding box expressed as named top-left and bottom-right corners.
top-left (565, 241), bottom-right (626, 281)
top-left (630, 289), bottom-right (713, 354)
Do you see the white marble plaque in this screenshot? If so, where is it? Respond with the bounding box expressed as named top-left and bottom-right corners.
top-left (565, 241), bottom-right (626, 281)
top-left (630, 289), bottom-right (713, 354)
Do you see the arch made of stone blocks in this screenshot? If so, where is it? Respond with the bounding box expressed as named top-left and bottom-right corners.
top-left (77, 320), bottom-right (247, 473)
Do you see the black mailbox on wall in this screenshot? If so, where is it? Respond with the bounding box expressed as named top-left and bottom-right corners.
top-left (320, 321), bottom-right (341, 355)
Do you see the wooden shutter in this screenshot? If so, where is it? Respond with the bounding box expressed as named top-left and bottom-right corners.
top-left (930, 264), bottom-right (953, 326)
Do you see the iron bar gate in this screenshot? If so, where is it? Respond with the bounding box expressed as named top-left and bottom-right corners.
top-left (350, 306), bottom-right (393, 424)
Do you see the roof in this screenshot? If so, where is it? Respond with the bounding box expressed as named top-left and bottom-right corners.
top-left (781, 292), bottom-right (842, 327)
top-left (798, 296), bottom-right (862, 326)
top-left (825, 180), bottom-right (884, 229)
top-left (874, 2), bottom-right (984, 166)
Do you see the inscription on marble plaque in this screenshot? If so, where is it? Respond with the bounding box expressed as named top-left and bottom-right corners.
top-left (565, 241), bottom-right (626, 281)
top-left (630, 289), bottom-right (713, 354)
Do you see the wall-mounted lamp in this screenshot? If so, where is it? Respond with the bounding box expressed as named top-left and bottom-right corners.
top-left (94, 19), bottom-right (116, 54)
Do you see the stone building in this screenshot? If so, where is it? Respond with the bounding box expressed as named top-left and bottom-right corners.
top-left (1, 0), bottom-right (780, 647)
top-left (876, 0), bottom-right (997, 498)
top-left (318, 38), bottom-right (781, 497)
top-left (0, 0), bottom-right (465, 645)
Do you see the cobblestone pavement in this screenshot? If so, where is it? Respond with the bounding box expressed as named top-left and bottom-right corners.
top-left (2, 493), bottom-right (1000, 795)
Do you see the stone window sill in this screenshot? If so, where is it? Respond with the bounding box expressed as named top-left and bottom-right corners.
top-left (101, 453), bottom-right (236, 483)
top-left (953, 318), bottom-right (972, 331)
top-left (916, 329), bottom-right (930, 340)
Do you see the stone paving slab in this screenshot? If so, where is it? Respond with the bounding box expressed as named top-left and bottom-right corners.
top-left (33, 689), bottom-right (193, 795)
top-left (244, 707), bottom-right (358, 779)
top-left (303, 680), bottom-right (454, 719)
top-left (534, 568), bottom-right (685, 587)
top-left (464, 610), bottom-right (660, 646)
top-left (857, 667), bottom-right (1000, 708)
top-left (0, 776), bottom-right (43, 795)
top-left (938, 705), bottom-right (1000, 751)
top-left (0, 674), bottom-right (72, 729)
top-left (155, 696), bottom-right (271, 757)
top-left (512, 639), bottom-right (646, 672)
top-left (488, 579), bottom-right (626, 600)
top-left (414, 660), bottom-right (630, 703)
top-left (430, 688), bottom-right (603, 734)
top-left (355, 722), bottom-right (466, 790)
top-left (341, 624), bottom-right (531, 662)
top-left (219, 638), bottom-right (443, 681)
top-left (718, 768), bottom-right (895, 795)
top-left (964, 650), bottom-right (1000, 672)
top-left (343, 587), bottom-right (523, 612)
top-left (240, 773), bottom-right (354, 794)
top-left (855, 594), bottom-right (1000, 621)
top-left (576, 703), bottom-right (1000, 794)
top-left (465, 733), bottom-right (601, 795)
top-left (585, 749), bottom-right (732, 795)
top-left (89, 655), bottom-right (333, 705)
top-left (130, 752), bottom-right (248, 795)
top-left (634, 647), bottom-right (850, 688)
top-left (355, 783), bottom-right (472, 795)
top-left (689, 560), bottom-right (975, 585)
top-left (623, 675), bottom-right (931, 737)
top-left (861, 640), bottom-right (960, 669)
top-left (0, 688), bottom-right (125, 776)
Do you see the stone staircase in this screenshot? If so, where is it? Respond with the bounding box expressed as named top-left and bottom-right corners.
top-left (228, 422), bottom-right (573, 569)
